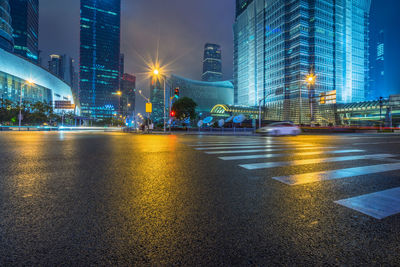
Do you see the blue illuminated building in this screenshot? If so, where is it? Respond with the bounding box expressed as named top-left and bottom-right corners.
top-left (202, 43), bottom-right (222, 82)
top-left (79, 0), bottom-right (121, 118)
top-left (0, 0), bottom-right (13, 52)
top-left (234, 0), bottom-right (371, 124)
top-left (9, 0), bottom-right (39, 63)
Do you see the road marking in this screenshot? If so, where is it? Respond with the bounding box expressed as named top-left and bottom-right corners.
top-left (205, 147), bottom-right (335, 155)
top-left (189, 142), bottom-right (287, 147)
top-left (273, 163), bottom-right (400, 185)
top-left (195, 144), bottom-right (312, 150)
top-left (353, 141), bottom-right (400, 145)
top-left (335, 187), bottom-right (400, 219)
top-left (240, 154), bottom-right (395, 170)
top-left (219, 150), bottom-right (365, 161)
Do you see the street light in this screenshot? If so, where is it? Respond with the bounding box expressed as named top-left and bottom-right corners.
top-left (299, 73), bottom-right (316, 125)
top-left (19, 79), bottom-right (34, 130)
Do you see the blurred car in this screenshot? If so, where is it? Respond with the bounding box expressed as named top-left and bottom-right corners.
top-left (256, 122), bottom-right (301, 136)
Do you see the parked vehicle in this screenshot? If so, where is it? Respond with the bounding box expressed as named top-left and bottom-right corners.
top-left (255, 122), bottom-right (301, 136)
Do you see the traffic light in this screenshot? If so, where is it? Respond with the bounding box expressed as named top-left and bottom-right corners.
top-left (174, 88), bottom-right (180, 98)
top-left (170, 111), bottom-right (176, 117)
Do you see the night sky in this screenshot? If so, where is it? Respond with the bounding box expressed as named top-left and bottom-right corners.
top-left (39, 0), bottom-right (400, 111)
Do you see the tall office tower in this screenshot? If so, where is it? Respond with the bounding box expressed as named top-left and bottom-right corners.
top-left (0, 0), bottom-right (13, 52)
top-left (9, 0), bottom-right (39, 63)
top-left (150, 77), bottom-right (165, 123)
top-left (48, 54), bottom-right (74, 85)
top-left (234, 0), bottom-right (371, 124)
top-left (369, 29), bottom-right (385, 99)
top-left (202, 43), bottom-right (223, 82)
top-left (79, 0), bottom-right (121, 118)
top-left (120, 73), bottom-right (136, 117)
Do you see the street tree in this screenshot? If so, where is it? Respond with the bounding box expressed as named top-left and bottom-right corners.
top-left (171, 97), bottom-right (197, 121)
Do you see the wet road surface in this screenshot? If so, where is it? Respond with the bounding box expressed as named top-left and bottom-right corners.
top-left (1, 132), bottom-right (400, 265)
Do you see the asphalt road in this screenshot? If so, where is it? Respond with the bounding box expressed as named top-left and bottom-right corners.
top-left (1, 131), bottom-right (400, 265)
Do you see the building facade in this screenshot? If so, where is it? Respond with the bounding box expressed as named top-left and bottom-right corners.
top-left (120, 73), bottom-right (135, 118)
top-left (201, 43), bottom-right (223, 82)
top-left (0, 0), bottom-right (13, 52)
top-left (150, 77), bottom-right (164, 124)
top-left (9, 0), bottom-right (39, 63)
top-left (234, 0), bottom-right (371, 124)
top-left (369, 29), bottom-right (384, 100)
top-left (79, 0), bottom-right (121, 118)
top-left (0, 48), bottom-right (75, 112)
top-left (169, 74), bottom-right (234, 114)
top-left (48, 54), bottom-right (74, 86)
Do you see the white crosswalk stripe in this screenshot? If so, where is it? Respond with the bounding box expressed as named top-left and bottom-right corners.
top-left (219, 149), bottom-right (365, 161)
top-left (185, 138), bottom-right (400, 219)
top-left (205, 147), bottom-right (335, 155)
top-left (272, 163), bottom-right (400, 185)
top-left (195, 144), bottom-right (312, 150)
top-left (335, 187), bottom-right (400, 219)
top-left (240, 154), bottom-right (395, 170)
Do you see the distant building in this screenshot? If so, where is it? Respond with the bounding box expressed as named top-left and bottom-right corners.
top-left (0, 0), bottom-right (14, 52)
top-left (119, 53), bottom-right (124, 81)
top-left (9, 0), bottom-right (39, 63)
top-left (121, 73), bottom-right (136, 118)
top-left (48, 54), bottom-right (74, 86)
top-left (150, 77), bottom-right (164, 123)
top-left (170, 74), bottom-right (233, 114)
top-left (79, 0), bottom-right (121, 118)
top-left (0, 48), bottom-right (75, 114)
top-left (201, 43), bottom-right (222, 82)
top-left (234, 0), bottom-right (372, 124)
top-left (369, 30), bottom-right (385, 100)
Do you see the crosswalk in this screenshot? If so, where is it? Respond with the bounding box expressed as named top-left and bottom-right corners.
top-left (184, 138), bottom-right (400, 220)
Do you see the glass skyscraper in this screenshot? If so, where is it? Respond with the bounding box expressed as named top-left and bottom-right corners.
top-left (79, 0), bottom-right (121, 118)
top-left (202, 43), bottom-right (223, 82)
top-left (234, 0), bottom-right (371, 124)
top-left (9, 0), bottom-right (39, 63)
top-left (0, 0), bottom-right (13, 52)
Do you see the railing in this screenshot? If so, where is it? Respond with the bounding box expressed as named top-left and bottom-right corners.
top-left (0, 126), bottom-right (123, 132)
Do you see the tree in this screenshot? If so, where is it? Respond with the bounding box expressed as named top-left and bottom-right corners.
top-left (171, 97), bottom-right (197, 121)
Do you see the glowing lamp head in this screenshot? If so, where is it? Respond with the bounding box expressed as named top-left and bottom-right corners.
top-left (153, 69), bottom-right (159, 76)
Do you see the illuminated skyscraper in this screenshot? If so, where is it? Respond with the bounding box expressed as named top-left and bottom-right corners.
top-left (234, 0), bottom-right (371, 124)
top-left (369, 29), bottom-right (385, 99)
top-left (9, 0), bottom-right (39, 63)
top-left (202, 43), bottom-right (222, 82)
top-left (0, 0), bottom-right (13, 52)
top-left (79, 0), bottom-right (121, 118)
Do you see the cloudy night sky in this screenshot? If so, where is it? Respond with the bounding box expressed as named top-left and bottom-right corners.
top-left (39, 0), bottom-right (400, 111)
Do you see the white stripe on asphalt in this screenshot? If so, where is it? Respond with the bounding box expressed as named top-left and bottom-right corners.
top-left (189, 142), bottom-right (287, 147)
top-left (273, 163), bottom-right (400, 185)
top-left (219, 150), bottom-right (365, 161)
top-left (335, 187), bottom-right (400, 219)
top-left (205, 147), bottom-right (335, 155)
top-left (353, 141), bottom-right (400, 145)
top-left (240, 154), bottom-right (395, 170)
top-left (195, 144), bottom-right (312, 150)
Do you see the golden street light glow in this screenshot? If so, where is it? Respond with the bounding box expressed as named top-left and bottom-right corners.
top-left (153, 69), bottom-right (159, 76)
top-left (116, 91), bottom-right (122, 96)
top-left (306, 73), bottom-right (316, 85)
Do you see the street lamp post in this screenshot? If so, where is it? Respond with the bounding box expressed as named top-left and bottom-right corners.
top-left (299, 74), bottom-right (316, 125)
